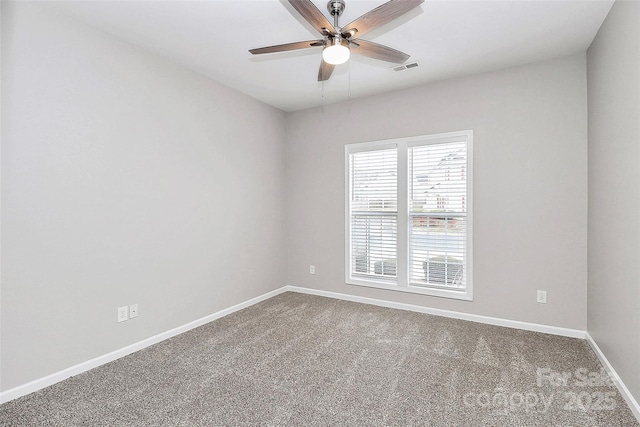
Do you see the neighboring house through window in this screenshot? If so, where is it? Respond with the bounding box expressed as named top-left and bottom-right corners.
top-left (345, 130), bottom-right (473, 300)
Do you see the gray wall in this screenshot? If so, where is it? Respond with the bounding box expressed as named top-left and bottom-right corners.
top-left (587, 0), bottom-right (640, 403)
top-left (286, 54), bottom-right (588, 330)
top-left (1, 3), bottom-right (287, 391)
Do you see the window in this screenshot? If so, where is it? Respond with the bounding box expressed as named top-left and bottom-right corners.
top-left (345, 130), bottom-right (473, 300)
top-left (349, 147), bottom-right (398, 280)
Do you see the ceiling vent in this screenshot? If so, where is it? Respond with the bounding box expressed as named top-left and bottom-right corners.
top-left (393, 61), bottom-right (420, 72)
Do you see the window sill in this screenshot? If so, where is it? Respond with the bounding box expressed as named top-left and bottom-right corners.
top-left (346, 277), bottom-right (473, 301)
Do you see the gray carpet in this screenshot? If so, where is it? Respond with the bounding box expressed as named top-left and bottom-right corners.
top-left (1, 292), bottom-right (638, 426)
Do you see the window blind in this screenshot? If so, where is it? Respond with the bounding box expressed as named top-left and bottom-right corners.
top-left (349, 148), bottom-right (398, 279)
top-left (409, 141), bottom-right (467, 288)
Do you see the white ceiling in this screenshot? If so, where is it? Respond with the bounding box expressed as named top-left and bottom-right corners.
top-left (38, 0), bottom-right (613, 112)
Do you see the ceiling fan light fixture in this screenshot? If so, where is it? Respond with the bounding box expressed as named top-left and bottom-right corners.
top-left (322, 37), bottom-right (350, 65)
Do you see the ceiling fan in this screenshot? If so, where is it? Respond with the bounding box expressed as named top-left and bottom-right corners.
top-left (249, 0), bottom-right (424, 81)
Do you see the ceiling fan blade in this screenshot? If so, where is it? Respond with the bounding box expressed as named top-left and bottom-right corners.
top-left (249, 40), bottom-right (324, 55)
top-left (350, 39), bottom-right (410, 64)
top-left (288, 0), bottom-right (337, 35)
top-left (318, 60), bottom-right (335, 81)
top-left (342, 0), bottom-right (424, 39)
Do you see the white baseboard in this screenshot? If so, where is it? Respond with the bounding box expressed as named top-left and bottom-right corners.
top-left (586, 333), bottom-right (640, 423)
top-left (284, 285), bottom-right (586, 338)
top-left (0, 287), bottom-right (287, 404)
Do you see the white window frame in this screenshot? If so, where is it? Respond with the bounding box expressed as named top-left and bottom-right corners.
top-left (345, 130), bottom-right (473, 301)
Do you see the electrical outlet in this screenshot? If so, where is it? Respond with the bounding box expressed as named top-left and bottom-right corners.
top-left (117, 306), bottom-right (129, 322)
top-left (537, 290), bottom-right (547, 304)
top-left (129, 304), bottom-right (139, 319)
top-left (310, 265), bottom-right (315, 275)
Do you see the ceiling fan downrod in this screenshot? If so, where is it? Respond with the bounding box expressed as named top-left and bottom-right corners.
top-left (327, 0), bottom-right (345, 28)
